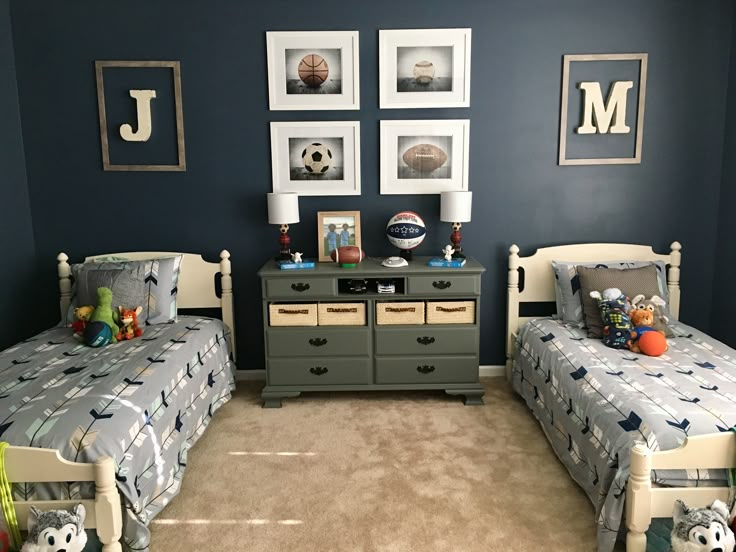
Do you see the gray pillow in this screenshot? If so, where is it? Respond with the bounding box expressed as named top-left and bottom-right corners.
top-left (66, 256), bottom-right (182, 326)
top-left (578, 264), bottom-right (669, 338)
top-left (552, 260), bottom-right (668, 326)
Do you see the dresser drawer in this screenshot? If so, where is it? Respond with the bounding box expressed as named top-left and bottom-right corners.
top-left (374, 326), bottom-right (478, 355)
top-left (264, 277), bottom-right (335, 298)
top-left (375, 356), bottom-right (478, 384)
top-left (267, 328), bottom-right (370, 357)
top-left (268, 357), bottom-right (372, 386)
top-left (408, 275), bottom-right (479, 295)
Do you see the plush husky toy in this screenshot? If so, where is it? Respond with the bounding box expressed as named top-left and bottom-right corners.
top-left (21, 505), bottom-right (87, 552)
top-left (671, 499), bottom-right (735, 552)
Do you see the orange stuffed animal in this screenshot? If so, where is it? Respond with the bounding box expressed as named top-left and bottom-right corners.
top-left (627, 308), bottom-right (668, 356)
top-left (116, 306), bottom-right (143, 341)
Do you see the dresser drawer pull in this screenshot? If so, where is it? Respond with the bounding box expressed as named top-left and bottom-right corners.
top-left (436, 306), bottom-right (466, 313)
top-left (278, 308), bottom-right (310, 315)
top-left (386, 307), bottom-right (416, 313)
top-left (432, 280), bottom-right (452, 290)
top-left (309, 366), bottom-right (328, 376)
top-left (417, 336), bottom-right (436, 345)
top-left (417, 365), bottom-right (435, 374)
top-left (291, 282), bottom-right (311, 292)
top-left (309, 337), bottom-right (328, 347)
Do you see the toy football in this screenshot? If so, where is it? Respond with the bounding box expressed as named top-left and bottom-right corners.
top-left (386, 211), bottom-right (426, 250)
top-left (298, 54), bottom-right (329, 87)
top-left (331, 246), bottom-right (365, 267)
top-left (302, 143), bottom-right (332, 174)
top-left (402, 143), bottom-right (447, 173)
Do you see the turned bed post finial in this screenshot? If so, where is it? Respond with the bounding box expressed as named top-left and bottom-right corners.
top-left (668, 241), bottom-right (682, 320)
top-left (57, 252), bottom-right (72, 321)
top-left (506, 244), bottom-right (521, 380)
top-left (93, 456), bottom-right (123, 552)
top-left (626, 442), bottom-right (653, 552)
top-left (219, 250), bottom-right (236, 361)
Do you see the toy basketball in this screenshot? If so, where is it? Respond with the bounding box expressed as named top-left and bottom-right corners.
top-left (298, 54), bottom-right (329, 88)
top-left (386, 211), bottom-right (426, 250)
top-left (638, 331), bottom-right (667, 357)
top-left (84, 321), bottom-right (112, 348)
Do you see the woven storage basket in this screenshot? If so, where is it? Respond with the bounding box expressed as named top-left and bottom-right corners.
top-left (376, 302), bottom-right (425, 325)
top-left (318, 303), bottom-right (366, 326)
top-left (269, 303), bottom-right (318, 326)
top-left (426, 301), bottom-right (475, 324)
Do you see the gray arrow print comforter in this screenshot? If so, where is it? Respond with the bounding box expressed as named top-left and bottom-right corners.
top-left (0, 316), bottom-right (235, 551)
top-left (512, 318), bottom-right (736, 552)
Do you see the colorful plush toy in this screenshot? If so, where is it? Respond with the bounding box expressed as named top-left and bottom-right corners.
top-left (671, 499), bottom-right (735, 552)
top-left (20, 504), bottom-right (87, 552)
top-left (627, 308), bottom-right (668, 356)
top-left (590, 288), bottom-right (633, 349)
top-left (116, 306), bottom-right (143, 341)
top-left (88, 287), bottom-right (119, 345)
top-left (630, 294), bottom-right (671, 335)
top-left (70, 305), bottom-right (94, 338)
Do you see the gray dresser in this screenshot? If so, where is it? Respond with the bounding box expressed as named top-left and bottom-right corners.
top-left (258, 256), bottom-right (486, 407)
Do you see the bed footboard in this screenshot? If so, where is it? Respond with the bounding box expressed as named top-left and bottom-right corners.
top-left (5, 446), bottom-right (123, 551)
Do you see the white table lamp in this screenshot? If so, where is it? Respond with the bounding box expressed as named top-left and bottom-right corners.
top-left (267, 192), bottom-right (300, 260)
top-left (440, 191), bottom-right (472, 258)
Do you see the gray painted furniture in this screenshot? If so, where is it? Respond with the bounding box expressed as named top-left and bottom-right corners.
top-left (258, 256), bottom-right (486, 407)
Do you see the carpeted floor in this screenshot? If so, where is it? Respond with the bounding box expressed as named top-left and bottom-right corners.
top-left (149, 378), bottom-right (601, 551)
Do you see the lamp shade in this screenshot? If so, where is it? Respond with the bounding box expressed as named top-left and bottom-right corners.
top-left (440, 191), bottom-right (472, 222)
top-left (267, 193), bottom-right (299, 225)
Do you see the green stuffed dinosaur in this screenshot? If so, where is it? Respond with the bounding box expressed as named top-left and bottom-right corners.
top-left (89, 287), bottom-right (120, 343)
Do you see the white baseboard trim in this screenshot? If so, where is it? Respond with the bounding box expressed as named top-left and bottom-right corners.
top-left (235, 365), bottom-right (505, 382)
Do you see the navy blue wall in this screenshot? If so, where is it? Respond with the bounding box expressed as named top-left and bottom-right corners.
top-left (0, 0), bottom-right (36, 350)
top-left (8, 0), bottom-right (734, 366)
top-left (712, 14), bottom-right (736, 348)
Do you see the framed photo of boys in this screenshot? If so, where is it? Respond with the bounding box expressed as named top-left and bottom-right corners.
top-left (379, 28), bottom-right (471, 109)
top-left (266, 31), bottom-right (360, 110)
top-left (270, 121), bottom-right (361, 196)
top-left (317, 210), bottom-right (361, 262)
top-left (380, 119), bottom-right (470, 195)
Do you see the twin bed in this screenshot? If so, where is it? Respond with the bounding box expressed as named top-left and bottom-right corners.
top-left (0, 250), bottom-right (236, 551)
top-left (507, 242), bottom-right (736, 551)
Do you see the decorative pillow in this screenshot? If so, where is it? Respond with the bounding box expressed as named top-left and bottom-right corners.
top-left (552, 260), bottom-right (668, 325)
top-left (65, 256), bottom-right (182, 326)
top-left (578, 264), bottom-right (668, 338)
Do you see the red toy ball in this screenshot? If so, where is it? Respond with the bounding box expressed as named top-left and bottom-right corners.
top-left (639, 331), bottom-right (668, 357)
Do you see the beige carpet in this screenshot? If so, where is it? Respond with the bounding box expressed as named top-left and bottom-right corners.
top-left (149, 378), bottom-right (601, 551)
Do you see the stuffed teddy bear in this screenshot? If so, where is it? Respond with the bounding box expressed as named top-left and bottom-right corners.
top-left (627, 308), bottom-right (668, 356)
top-left (631, 294), bottom-right (671, 335)
top-left (116, 306), bottom-right (143, 341)
top-left (589, 288), bottom-right (633, 349)
top-left (21, 504), bottom-right (87, 552)
top-left (671, 499), bottom-right (735, 552)
top-left (70, 305), bottom-right (94, 339)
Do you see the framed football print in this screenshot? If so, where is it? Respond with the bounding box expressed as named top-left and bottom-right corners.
top-left (379, 28), bottom-right (471, 109)
top-left (270, 121), bottom-right (361, 196)
top-left (266, 31), bottom-right (360, 110)
top-left (380, 119), bottom-right (470, 194)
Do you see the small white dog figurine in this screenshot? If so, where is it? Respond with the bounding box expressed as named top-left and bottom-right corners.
top-left (290, 252), bottom-right (303, 263)
top-left (442, 245), bottom-right (455, 261)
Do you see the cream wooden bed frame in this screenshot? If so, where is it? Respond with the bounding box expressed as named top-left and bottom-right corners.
top-left (1, 250), bottom-right (236, 551)
top-left (504, 242), bottom-right (736, 550)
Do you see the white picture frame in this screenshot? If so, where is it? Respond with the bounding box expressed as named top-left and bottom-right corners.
top-left (379, 28), bottom-right (471, 109)
top-left (266, 31), bottom-right (360, 111)
top-left (271, 121), bottom-right (361, 196)
top-left (380, 119), bottom-right (470, 195)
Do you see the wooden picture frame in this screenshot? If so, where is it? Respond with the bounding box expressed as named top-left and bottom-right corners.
top-left (266, 31), bottom-right (360, 111)
top-left (317, 210), bottom-right (361, 262)
top-left (95, 60), bottom-right (186, 171)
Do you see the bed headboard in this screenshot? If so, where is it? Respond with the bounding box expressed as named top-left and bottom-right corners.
top-left (56, 250), bottom-right (236, 360)
top-left (505, 242), bottom-right (681, 378)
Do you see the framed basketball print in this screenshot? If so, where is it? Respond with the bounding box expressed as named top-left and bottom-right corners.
top-left (379, 28), bottom-right (471, 109)
top-left (270, 121), bottom-right (361, 196)
top-left (266, 31), bottom-right (360, 110)
top-left (380, 119), bottom-right (470, 194)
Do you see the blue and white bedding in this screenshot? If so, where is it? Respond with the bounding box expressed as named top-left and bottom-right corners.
top-left (512, 318), bottom-right (736, 552)
top-left (0, 316), bottom-right (235, 552)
